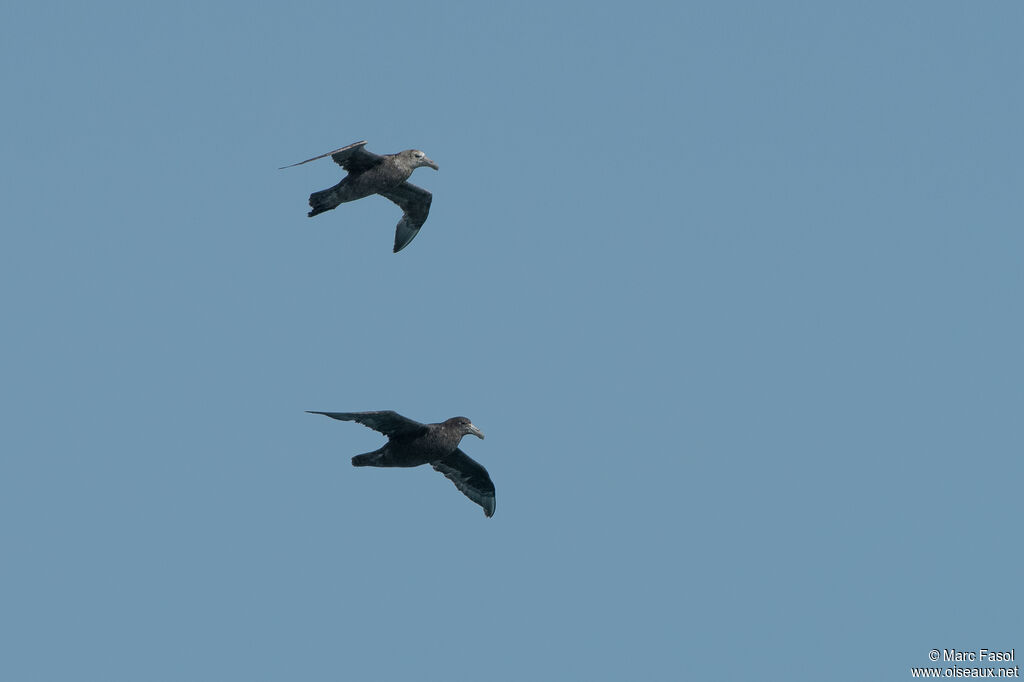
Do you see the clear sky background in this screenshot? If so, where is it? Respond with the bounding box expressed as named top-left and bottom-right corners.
top-left (2, 2), bottom-right (1021, 680)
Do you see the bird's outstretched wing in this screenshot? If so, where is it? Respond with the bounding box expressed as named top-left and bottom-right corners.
top-left (306, 410), bottom-right (427, 437)
top-left (432, 449), bottom-right (496, 517)
top-left (279, 140), bottom-right (385, 173)
top-left (379, 182), bottom-right (433, 253)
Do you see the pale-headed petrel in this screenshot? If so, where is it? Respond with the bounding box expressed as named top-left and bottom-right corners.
top-left (307, 410), bottom-right (495, 517)
top-left (281, 141), bottom-right (438, 253)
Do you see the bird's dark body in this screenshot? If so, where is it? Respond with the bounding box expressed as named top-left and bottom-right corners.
top-left (308, 160), bottom-right (413, 217)
top-left (352, 425), bottom-right (464, 468)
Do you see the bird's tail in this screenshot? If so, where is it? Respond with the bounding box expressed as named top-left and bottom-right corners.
top-left (307, 188), bottom-right (335, 217)
top-left (352, 449), bottom-right (386, 467)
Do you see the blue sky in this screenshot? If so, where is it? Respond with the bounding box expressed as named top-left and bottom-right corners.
top-left (2, 2), bottom-right (1022, 680)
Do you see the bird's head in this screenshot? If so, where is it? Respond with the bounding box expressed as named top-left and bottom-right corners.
top-left (405, 149), bottom-right (439, 171)
top-left (447, 416), bottom-right (484, 440)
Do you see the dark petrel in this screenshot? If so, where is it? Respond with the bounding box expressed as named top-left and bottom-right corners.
top-left (307, 410), bottom-right (495, 517)
top-left (281, 141), bottom-right (438, 253)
